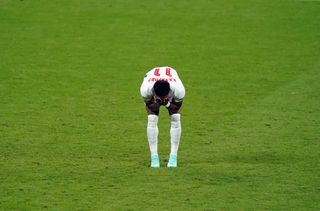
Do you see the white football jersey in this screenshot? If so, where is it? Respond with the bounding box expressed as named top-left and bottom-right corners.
top-left (140, 66), bottom-right (185, 102)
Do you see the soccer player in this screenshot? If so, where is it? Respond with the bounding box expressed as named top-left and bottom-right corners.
top-left (140, 66), bottom-right (185, 168)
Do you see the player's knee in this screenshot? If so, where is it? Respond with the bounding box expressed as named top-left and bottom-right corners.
top-left (170, 113), bottom-right (181, 128)
top-left (148, 114), bottom-right (158, 127)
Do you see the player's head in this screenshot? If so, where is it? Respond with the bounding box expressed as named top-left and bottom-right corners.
top-left (153, 80), bottom-right (170, 97)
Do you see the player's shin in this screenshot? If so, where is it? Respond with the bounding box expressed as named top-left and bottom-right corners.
top-left (147, 115), bottom-right (159, 156)
top-left (170, 113), bottom-right (181, 156)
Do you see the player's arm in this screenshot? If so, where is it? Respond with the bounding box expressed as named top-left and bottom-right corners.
top-left (140, 78), bottom-right (154, 103)
top-left (167, 79), bottom-right (185, 114)
top-left (143, 96), bottom-right (153, 104)
top-left (141, 91), bottom-right (161, 113)
top-left (145, 97), bottom-right (161, 115)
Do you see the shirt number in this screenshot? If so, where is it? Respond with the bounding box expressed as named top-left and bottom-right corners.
top-left (154, 68), bottom-right (172, 77)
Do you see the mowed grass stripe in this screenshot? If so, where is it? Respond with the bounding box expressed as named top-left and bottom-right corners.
top-left (179, 65), bottom-right (320, 210)
top-left (1, 0), bottom-right (320, 210)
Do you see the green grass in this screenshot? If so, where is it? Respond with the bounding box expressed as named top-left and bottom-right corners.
top-left (1, 0), bottom-right (320, 210)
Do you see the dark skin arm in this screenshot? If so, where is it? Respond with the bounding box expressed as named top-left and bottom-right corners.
top-left (145, 95), bottom-right (183, 115)
top-left (144, 96), bottom-right (161, 115)
top-left (167, 100), bottom-right (182, 115)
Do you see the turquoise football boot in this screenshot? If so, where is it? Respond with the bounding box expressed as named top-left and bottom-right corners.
top-left (151, 155), bottom-right (160, 168)
top-left (167, 154), bottom-right (177, 167)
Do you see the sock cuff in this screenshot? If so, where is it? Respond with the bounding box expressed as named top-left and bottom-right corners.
top-left (148, 114), bottom-right (159, 127)
top-left (170, 113), bottom-right (180, 122)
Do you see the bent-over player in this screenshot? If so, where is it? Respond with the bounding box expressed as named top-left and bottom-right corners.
top-left (140, 66), bottom-right (185, 168)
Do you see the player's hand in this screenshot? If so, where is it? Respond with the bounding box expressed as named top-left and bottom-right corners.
top-left (159, 97), bottom-right (169, 106)
top-left (150, 102), bottom-right (160, 111)
top-left (146, 100), bottom-right (160, 112)
top-left (154, 96), bottom-right (169, 106)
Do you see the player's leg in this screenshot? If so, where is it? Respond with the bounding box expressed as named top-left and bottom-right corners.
top-left (145, 102), bottom-right (160, 167)
top-left (167, 101), bottom-right (183, 167)
top-left (147, 114), bottom-right (159, 167)
top-left (170, 113), bottom-right (181, 155)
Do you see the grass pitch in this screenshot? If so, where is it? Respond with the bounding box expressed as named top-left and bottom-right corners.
top-left (1, 0), bottom-right (320, 210)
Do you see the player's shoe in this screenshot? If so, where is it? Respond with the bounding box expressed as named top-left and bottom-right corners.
top-left (151, 155), bottom-right (160, 168)
top-left (167, 154), bottom-right (177, 167)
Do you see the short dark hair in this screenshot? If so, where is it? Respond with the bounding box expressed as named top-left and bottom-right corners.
top-left (153, 80), bottom-right (170, 97)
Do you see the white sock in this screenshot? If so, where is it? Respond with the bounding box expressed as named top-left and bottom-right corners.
top-left (147, 115), bottom-right (159, 156)
top-left (170, 114), bottom-right (181, 156)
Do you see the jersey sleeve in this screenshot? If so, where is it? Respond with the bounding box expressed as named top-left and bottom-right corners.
top-left (173, 78), bottom-right (185, 102)
top-left (140, 76), bottom-right (153, 102)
